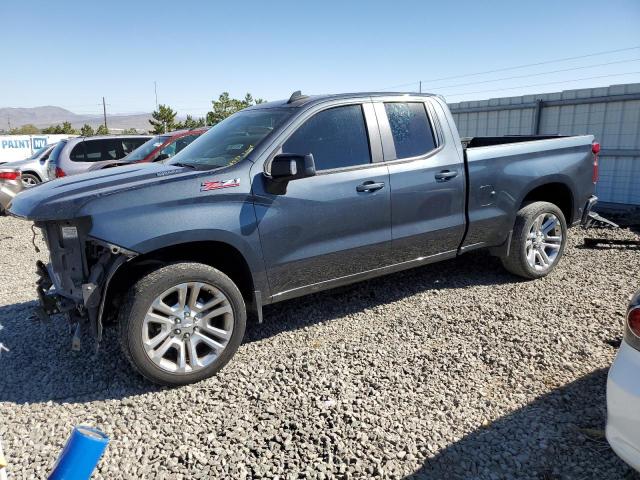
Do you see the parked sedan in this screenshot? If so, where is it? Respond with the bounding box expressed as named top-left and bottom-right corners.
top-left (0, 168), bottom-right (23, 214)
top-left (607, 290), bottom-right (640, 472)
top-left (0, 143), bottom-right (57, 187)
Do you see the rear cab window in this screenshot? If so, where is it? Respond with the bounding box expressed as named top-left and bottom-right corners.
top-left (283, 104), bottom-right (371, 171)
top-left (383, 102), bottom-right (437, 160)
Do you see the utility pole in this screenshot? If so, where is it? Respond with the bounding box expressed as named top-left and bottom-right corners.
top-left (102, 97), bottom-right (108, 131)
top-left (154, 81), bottom-right (158, 110)
top-left (419, 81), bottom-right (422, 93)
top-left (7, 114), bottom-right (11, 132)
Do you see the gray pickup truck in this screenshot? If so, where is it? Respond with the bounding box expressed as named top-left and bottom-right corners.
top-left (8, 91), bottom-right (599, 385)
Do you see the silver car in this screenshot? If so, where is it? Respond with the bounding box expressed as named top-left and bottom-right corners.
top-left (46, 135), bottom-right (151, 179)
top-left (0, 168), bottom-right (23, 214)
top-left (0, 143), bottom-right (57, 187)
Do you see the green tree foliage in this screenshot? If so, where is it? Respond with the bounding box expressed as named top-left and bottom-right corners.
top-left (10, 124), bottom-right (40, 134)
top-left (149, 104), bottom-right (177, 134)
top-left (60, 121), bottom-right (78, 134)
top-left (95, 125), bottom-right (109, 135)
top-left (205, 92), bottom-right (265, 126)
top-left (41, 122), bottom-right (79, 134)
top-left (80, 124), bottom-right (95, 136)
top-left (175, 115), bottom-right (206, 130)
top-left (121, 128), bottom-right (139, 134)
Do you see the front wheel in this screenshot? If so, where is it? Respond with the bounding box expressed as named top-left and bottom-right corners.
top-left (500, 201), bottom-right (567, 279)
top-left (118, 262), bottom-right (246, 386)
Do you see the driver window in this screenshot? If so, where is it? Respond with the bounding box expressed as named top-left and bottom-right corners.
top-left (282, 105), bottom-right (371, 171)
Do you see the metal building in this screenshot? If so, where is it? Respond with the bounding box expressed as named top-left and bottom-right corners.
top-left (448, 83), bottom-right (640, 208)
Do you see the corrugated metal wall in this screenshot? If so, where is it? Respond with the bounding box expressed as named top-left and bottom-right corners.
top-left (448, 83), bottom-right (640, 206)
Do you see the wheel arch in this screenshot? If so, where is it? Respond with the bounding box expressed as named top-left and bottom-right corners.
top-left (21, 170), bottom-right (42, 181)
top-left (101, 240), bottom-right (260, 326)
top-left (518, 180), bottom-right (575, 224)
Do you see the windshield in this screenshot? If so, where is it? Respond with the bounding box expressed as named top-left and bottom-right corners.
top-left (28, 145), bottom-right (49, 159)
top-left (168, 109), bottom-right (291, 169)
top-left (124, 135), bottom-right (171, 162)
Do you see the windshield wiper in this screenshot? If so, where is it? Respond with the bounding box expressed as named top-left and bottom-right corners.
top-left (172, 162), bottom-right (197, 169)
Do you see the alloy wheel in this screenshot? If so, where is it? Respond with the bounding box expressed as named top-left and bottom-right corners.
top-left (526, 212), bottom-right (563, 271)
top-left (22, 175), bottom-right (39, 187)
top-left (142, 282), bottom-right (234, 374)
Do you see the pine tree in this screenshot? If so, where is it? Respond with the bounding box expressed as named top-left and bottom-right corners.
top-left (80, 124), bottom-right (95, 136)
top-left (149, 104), bottom-right (177, 134)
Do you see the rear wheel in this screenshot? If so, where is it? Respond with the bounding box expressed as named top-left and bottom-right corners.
top-left (118, 262), bottom-right (246, 386)
top-left (21, 173), bottom-right (41, 187)
top-left (500, 201), bottom-right (567, 279)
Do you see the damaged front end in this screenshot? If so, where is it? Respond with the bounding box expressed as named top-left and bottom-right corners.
top-left (34, 218), bottom-right (137, 350)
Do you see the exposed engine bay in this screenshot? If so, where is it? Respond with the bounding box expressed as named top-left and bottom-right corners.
top-left (33, 219), bottom-right (136, 349)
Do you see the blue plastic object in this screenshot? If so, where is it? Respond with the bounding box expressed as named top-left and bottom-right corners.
top-left (49, 426), bottom-right (109, 480)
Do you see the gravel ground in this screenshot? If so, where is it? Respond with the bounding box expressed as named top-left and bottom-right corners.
top-left (0, 215), bottom-right (639, 479)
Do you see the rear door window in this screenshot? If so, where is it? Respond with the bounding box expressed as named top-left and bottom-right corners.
top-left (283, 105), bottom-right (371, 171)
top-left (384, 102), bottom-right (437, 160)
top-left (70, 139), bottom-right (121, 162)
top-left (69, 142), bottom-right (87, 161)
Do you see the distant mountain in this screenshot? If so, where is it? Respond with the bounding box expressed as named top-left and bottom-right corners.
top-left (0, 106), bottom-right (155, 132)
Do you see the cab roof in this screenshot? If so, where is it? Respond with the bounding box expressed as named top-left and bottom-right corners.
top-left (247, 91), bottom-right (436, 110)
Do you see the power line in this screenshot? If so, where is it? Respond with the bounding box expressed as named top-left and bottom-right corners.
top-left (440, 71), bottom-right (640, 98)
top-left (427, 57), bottom-right (640, 90)
top-left (377, 45), bottom-right (640, 90)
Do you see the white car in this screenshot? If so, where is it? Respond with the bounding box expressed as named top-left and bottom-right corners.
top-left (0, 143), bottom-right (56, 187)
top-left (607, 290), bottom-right (640, 472)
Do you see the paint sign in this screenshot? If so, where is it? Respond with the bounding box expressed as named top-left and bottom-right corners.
top-left (0, 134), bottom-right (74, 163)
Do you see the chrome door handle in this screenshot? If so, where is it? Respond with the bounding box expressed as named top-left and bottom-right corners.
top-left (435, 170), bottom-right (458, 182)
top-left (356, 181), bottom-right (385, 192)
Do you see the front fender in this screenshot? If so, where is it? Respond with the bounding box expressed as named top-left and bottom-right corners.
top-left (85, 195), bottom-right (269, 297)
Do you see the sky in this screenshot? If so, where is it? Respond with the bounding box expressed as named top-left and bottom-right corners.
top-left (1, 0), bottom-right (639, 118)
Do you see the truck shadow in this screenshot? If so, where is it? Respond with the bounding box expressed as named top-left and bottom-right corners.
top-left (246, 251), bottom-right (517, 344)
top-left (0, 251), bottom-right (517, 404)
top-left (403, 368), bottom-right (637, 480)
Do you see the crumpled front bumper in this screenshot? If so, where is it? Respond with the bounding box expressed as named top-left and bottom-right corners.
top-left (32, 220), bottom-right (134, 344)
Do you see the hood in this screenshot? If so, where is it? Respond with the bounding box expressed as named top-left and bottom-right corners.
top-left (8, 162), bottom-right (193, 221)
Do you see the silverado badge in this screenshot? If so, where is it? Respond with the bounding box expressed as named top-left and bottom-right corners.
top-left (200, 178), bottom-right (241, 191)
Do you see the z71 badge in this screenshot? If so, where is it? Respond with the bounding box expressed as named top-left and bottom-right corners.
top-left (200, 178), bottom-right (240, 191)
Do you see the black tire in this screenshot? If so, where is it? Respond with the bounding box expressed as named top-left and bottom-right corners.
top-left (500, 201), bottom-right (567, 279)
top-left (118, 262), bottom-right (246, 386)
top-left (21, 173), bottom-right (41, 187)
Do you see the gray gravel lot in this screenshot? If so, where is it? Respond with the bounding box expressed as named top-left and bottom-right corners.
top-left (1, 215), bottom-right (639, 479)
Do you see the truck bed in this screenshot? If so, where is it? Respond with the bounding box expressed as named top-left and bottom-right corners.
top-left (460, 134), bottom-right (596, 251)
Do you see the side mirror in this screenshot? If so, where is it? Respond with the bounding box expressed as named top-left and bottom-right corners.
top-left (265, 153), bottom-right (316, 195)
